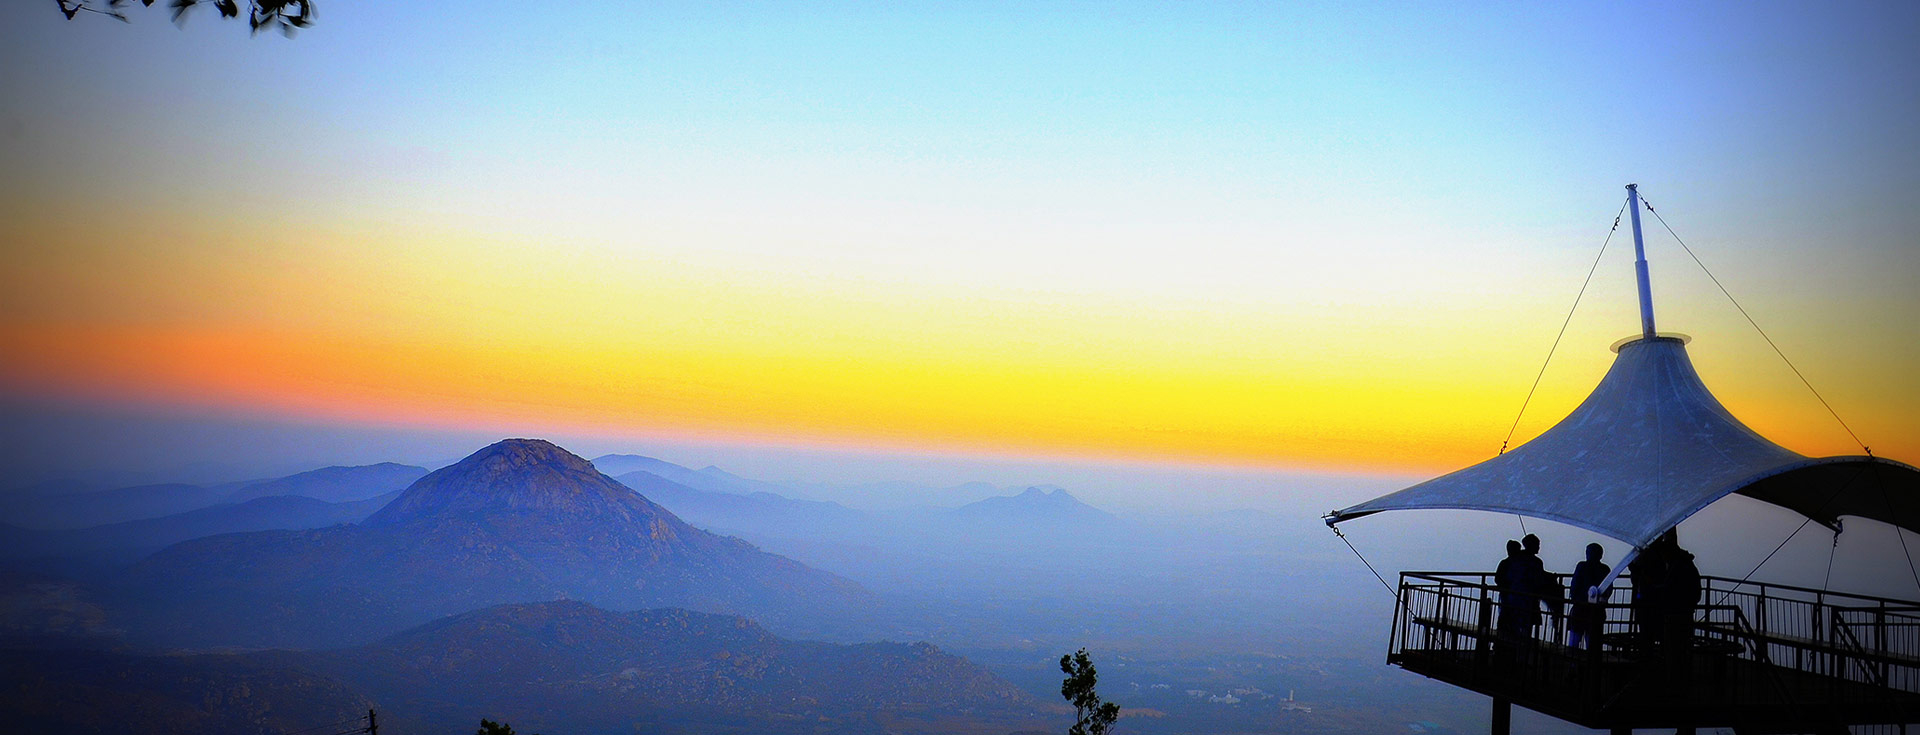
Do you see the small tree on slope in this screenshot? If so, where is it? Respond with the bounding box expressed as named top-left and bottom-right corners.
top-left (1060, 648), bottom-right (1121, 735)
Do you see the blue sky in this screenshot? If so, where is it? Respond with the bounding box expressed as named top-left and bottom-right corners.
top-left (1, 1), bottom-right (1915, 502)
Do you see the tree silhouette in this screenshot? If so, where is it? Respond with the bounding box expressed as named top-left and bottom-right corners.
top-left (476, 719), bottom-right (538, 735)
top-left (1059, 648), bottom-right (1121, 735)
top-left (52, 0), bottom-right (314, 36)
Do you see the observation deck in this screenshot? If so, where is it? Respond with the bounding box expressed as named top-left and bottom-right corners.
top-left (1389, 571), bottom-right (1920, 733)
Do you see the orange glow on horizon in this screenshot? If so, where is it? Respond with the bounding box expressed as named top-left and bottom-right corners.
top-left (1, 315), bottom-right (1907, 476)
top-left (0, 188), bottom-right (1910, 481)
top-left (4, 0), bottom-right (1917, 485)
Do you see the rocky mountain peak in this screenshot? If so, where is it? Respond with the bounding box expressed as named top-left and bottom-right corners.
top-left (362, 438), bottom-right (646, 527)
top-left (463, 438), bottom-right (598, 473)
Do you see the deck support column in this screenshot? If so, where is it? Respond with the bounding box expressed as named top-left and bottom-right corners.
top-left (1491, 697), bottom-right (1510, 735)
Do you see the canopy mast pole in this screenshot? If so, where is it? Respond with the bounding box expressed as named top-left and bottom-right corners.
top-left (1627, 183), bottom-right (1656, 338)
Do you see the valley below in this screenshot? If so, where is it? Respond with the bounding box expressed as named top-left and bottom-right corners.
top-left (0, 438), bottom-right (1517, 734)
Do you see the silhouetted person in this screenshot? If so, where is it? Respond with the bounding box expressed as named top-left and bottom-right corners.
top-left (1627, 535), bottom-right (1668, 648)
top-left (1494, 539), bottom-right (1531, 642)
top-left (1520, 533), bottom-right (1562, 631)
top-left (1568, 543), bottom-right (1609, 650)
top-left (1661, 531), bottom-right (1702, 690)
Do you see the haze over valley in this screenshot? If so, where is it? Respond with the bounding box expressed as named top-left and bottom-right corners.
top-left (1, 433), bottom-right (1562, 733)
top-left (4, 1), bottom-right (1917, 733)
top-left (10, 430), bottom-right (1913, 733)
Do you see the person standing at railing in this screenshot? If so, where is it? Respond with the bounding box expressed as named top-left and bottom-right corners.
top-left (1627, 529), bottom-right (1703, 696)
top-left (1568, 543), bottom-right (1610, 650)
top-left (1628, 533), bottom-right (1670, 647)
top-left (1520, 534), bottom-right (1563, 639)
top-left (1496, 535), bottom-right (1556, 644)
top-left (1661, 533), bottom-right (1702, 689)
top-left (1495, 539), bottom-right (1535, 644)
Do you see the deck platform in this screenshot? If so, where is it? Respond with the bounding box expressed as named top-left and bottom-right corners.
top-left (1389, 572), bottom-right (1920, 732)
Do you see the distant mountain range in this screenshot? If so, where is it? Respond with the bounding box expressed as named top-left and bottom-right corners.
top-left (598, 459), bottom-right (1125, 555)
top-left (0, 599), bottom-right (1043, 735)
top-left (614, 469), bottom-right (864, 536)
top-left (114, 439), bottom-right (871, 648)
top-left (223, 463), bottom-right (427, 504)
top-left (951, 485), bottom-right (1118, 525)
top-left (803, 479), bottom-right (1012, 510)
top-left (0, 483), bottom-right (230, 530)
top-left (591, 454), bottom-right (1044, 511)
top-left (593, 456), bottom-right (1130, 545)
top-left (0, 491), bottom-right (398, 564)
top-left (593, 453), bottom-right (1116, 527)
top-left (0, 463), bottom-right (426, 531)
top-left (593, 454), bottom-right (801, 497)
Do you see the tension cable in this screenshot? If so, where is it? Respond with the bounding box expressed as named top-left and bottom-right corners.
top-left (1638, 194), bottom-right (1870, 456)
top-left (1498, 199), bottom-right (1628, 457)
top-left (1822, 529), bottom-right (1840, 592)
top-left (1494, 202), bottom-right (1627, 547)
top-left (1711, 467), bottom-right (1863, 608)
top-left (1330, 524), bottom-right (1397, 598)
top-left (1874, 461), bottom-right (1920, 596)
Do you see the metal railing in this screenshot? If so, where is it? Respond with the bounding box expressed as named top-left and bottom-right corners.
top-left (1390, 571), bottom-right (1920, 717)
top-left (1694, 577), bottom-right (1920, 701)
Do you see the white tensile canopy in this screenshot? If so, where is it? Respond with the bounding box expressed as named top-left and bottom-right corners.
top-left (1325, 334), bottom-right (1920, 551)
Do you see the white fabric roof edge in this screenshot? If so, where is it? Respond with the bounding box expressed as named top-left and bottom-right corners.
top-left (1322, 337), bottom-right (1920, 549)
top-left (1326, 455), bottom-right (1920, 548)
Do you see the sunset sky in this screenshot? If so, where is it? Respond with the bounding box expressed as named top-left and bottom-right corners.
top-left (2, 2), bottom-right (1916, 490)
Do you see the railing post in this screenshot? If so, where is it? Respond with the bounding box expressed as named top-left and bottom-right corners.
top-left (1476, 583), bottom-right (1494, 675)
top-left (1801, 590), bottom-right (1816, 673)
top-left (1390, 574), bottom-right (1404, 658)
top-left (1587, 597), bottom-right (1607, 704)
top-left (1811, 591), bottom-right (1822, 680)
top-left (1876, 601), bottom-right (1889, 688)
